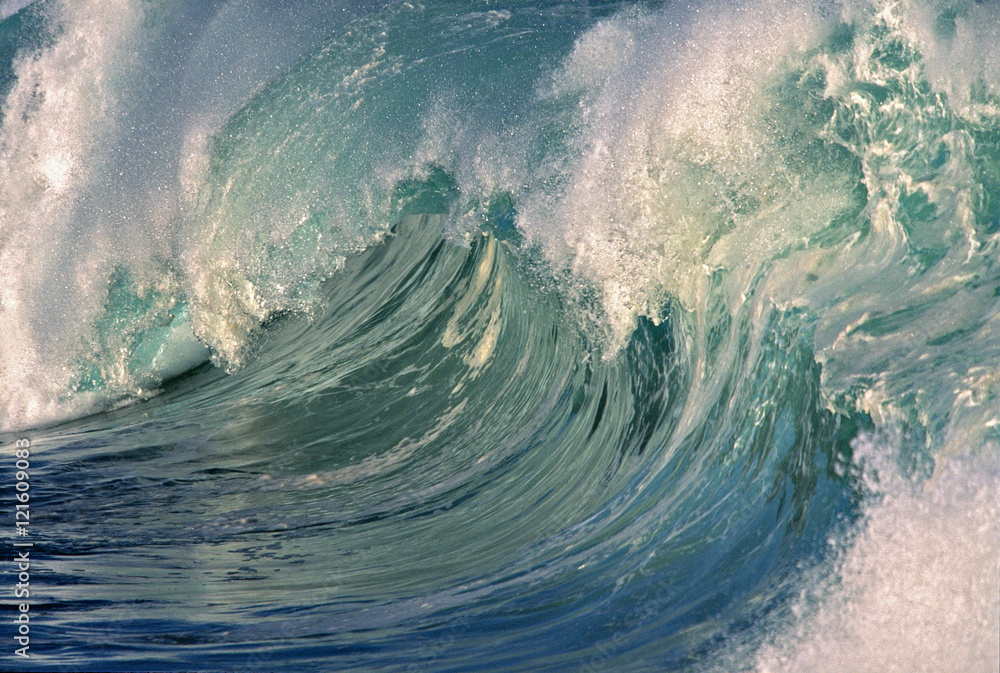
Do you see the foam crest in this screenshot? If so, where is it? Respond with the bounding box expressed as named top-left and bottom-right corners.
top-left (0, 0), bottom-right (147, 430)
top-left (521, 0), bottom-right (842, 344)
top-left (0, 0), bottom-right (368, 428)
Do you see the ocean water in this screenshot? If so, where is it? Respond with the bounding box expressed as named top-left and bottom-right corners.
top-left (1, 0), bottom-right (997, 670)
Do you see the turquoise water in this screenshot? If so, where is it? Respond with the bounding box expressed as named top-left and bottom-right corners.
top-left (1, 0), bottom-right (998, 670)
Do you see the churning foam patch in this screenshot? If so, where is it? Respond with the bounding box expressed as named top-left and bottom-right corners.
top-left (898, 0), bottom-right (1000, 118)
top-left (752, 436), bottom-right (1000, 673)
top-left (519, 0), bottom-right (841, 346)
top-left (1, 0), bottom-right (362, 428)
top-left (0, 0), bottom-right (148, 431)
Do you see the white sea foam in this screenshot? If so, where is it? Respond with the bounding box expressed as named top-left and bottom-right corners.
top-left (0, 0), bottom-right (367, 430)
top-left (0, 0), bottom-right (147, 430)
top-left (898, 0), bottom-right (1000, 120)
top-left (752, 437), bottom-right (999, 673)
top-left (520, 0), bottom-right (845, 344)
